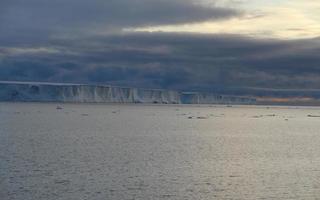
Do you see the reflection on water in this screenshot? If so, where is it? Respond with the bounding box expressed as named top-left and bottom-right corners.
top-left (1, 103), bottom-right (320, 199)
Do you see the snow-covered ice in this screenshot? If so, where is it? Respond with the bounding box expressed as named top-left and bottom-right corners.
top-left (0, 81), bottom-right (256, 104)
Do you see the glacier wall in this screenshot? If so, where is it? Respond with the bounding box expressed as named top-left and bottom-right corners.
top-left (0, 81), bottom-right (255, 104)
top-left (0, 81), bottom-right (180, 104)
top-left (180, 92), bottom-right (256, 104)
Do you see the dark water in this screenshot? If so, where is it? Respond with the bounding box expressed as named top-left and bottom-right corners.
top-left (2, 103), bottom-right (320, 199)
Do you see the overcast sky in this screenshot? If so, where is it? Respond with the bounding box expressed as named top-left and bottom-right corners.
top-left (1, 0), bottom-right (320, 93)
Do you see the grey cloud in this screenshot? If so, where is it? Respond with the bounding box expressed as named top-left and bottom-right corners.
top-left (1, 32), bottom-right (320, 97)
top-left (3, 0), bottom-right (320, 98)
top-left (0, 0), bottom-right (240, 43)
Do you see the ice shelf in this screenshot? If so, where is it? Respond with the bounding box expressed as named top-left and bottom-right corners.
top-left (0, 81), bottom-right (256, 104)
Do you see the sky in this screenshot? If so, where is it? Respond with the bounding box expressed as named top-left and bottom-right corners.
top-left (0, 0), bottom-right (320, 95)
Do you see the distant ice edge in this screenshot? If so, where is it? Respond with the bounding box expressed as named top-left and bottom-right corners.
top-left (0, 81), bottom-right (256, 104)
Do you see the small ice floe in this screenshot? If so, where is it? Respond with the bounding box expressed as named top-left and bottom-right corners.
top-left (282, 116), bottom-right (294, 119)
top-left (252, 114), bottom-right (276, 118)
top-left (197, 116), bottom-right (208, 119)
top-left (307, 115), bottom-right (320, 118)
top-left (54, 179), bottom-right (70, 185)
top-left (188, 116), bottom-right (209, 119)
top-left (208, 114), bottom-right (224, 118)
top-left (56, 106), bottom-right (63, 110)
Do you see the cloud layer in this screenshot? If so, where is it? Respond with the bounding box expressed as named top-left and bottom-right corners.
top-left (1, 0), bottom-right (320, 97)
top-left (0, 0), bottom-right (239, 42)
top-left (1, 32), bottom-right (320, 94)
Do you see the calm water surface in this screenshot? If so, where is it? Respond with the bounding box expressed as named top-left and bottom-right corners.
top-left (2, 103), bottom-right (320, 199)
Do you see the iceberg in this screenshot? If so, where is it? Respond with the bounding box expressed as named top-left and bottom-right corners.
top-left (180, 92), bottom-right (256, 104)
top-left (0, 81), bottom-right (181, 104)
top-left (0, 81), bottom-right (256, 104)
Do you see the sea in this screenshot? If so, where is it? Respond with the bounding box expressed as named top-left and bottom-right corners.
top-left (1, 103), bottom-right (320, 199)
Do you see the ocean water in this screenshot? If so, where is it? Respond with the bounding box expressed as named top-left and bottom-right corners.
top-left (2, 103), bottom-right (320, 200)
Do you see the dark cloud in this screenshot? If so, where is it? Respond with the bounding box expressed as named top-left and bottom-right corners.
top-left (0, 0), bottom-right (240, 44)
top-left (1, 32), bottom-right (320, 98)
top-left (0, 60), bottom-right (58, 81)
top-left (2, 0), bottom-right (320, 98)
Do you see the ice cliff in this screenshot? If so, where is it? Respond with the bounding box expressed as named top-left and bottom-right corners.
top-left (180, 92), bottom-right (256, 104)
top-left (0, 81), bottom-right (256, 104)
